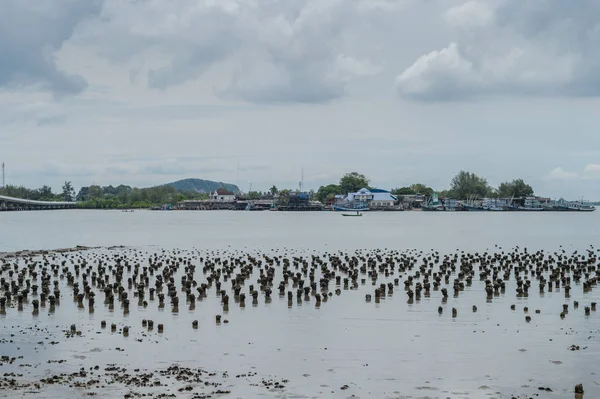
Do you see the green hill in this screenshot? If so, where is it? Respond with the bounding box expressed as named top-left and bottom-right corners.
top-left (165, 178), bottom-right (240, 194)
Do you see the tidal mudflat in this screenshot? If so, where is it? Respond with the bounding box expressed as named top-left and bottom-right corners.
top-left (0, 245), bottom-right (598, 399)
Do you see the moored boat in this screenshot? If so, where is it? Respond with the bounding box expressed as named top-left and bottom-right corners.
top-left (333, 202), bottom-right (369, 212)
top-left (463, 204), bottom-right (485, 211)
top-left (518, 197), bottom-right (544, 211)
top-left (342, 212), bottom-right (363, 217)
top-left (481, 198), bottom-right (507, 211)
top-left (422, 194), bottom-right (446, 211)
top-left (566, 201), bottom-right (596, 212)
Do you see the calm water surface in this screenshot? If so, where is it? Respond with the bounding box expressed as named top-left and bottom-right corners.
top-left (0, 210), bottom-right (599, 399)
top-left (2, 209), bottom-right (600, 252)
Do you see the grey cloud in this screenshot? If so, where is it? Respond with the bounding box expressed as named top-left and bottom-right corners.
top-left (103, 156), bottom-right (271, 181)
top-left (396, 0), bottom-right (600, 101)
top-left (0, 0), bottom-right (102, 96)
top-left (140, 160), bottom-right (271, 176)
top-left (102, 103), bottom-right (253, 121)
top-left (0, 102), bottom-right (68, 126)
top-left (216, 0), bottom-right (386, 103)
top-left (139, 161), bottom-right (229, 176)
top-left (107, 155), bottom-right (237, 164)
top-left (76, 0), bottom-right (246, 61)
top-left (12, 162), bottom-right (99, 178)
top-left (104, 165), bottom-right (133, 176)
top-left (147, 55), bottom-right (222, 91)
top-left (32, 114), bottom-right (67, 126)
top-left (146, 11), bottom-right (243, 90)
top-left (104, 159), bottom-right (235, 177)
top-left (493, 1), bottom-right (598, 38)
top-left (76, 0), bottom-right (251, 86)
top-left (217, 61), bottom-right (346, 104)
top-left (76, 0), bottom-right (384, 103)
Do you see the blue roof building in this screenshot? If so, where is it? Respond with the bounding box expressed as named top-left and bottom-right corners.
top-left (346, 188), bottom-right (398, 207)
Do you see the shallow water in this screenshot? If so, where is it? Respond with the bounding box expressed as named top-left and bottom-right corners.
top-left (1, 210), bottom-right (599, 398)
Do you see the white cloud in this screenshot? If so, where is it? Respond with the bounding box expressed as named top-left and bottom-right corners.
top-left (395, 42), bottom-right (476, 100)
top-left (548, 167), bottom-right (579, 181)
top-left (443, 1), bottom-right (494, 29)
top-left (357, 0), bottom-right (408, 11)
top-left (546, 164), bottom-right (600, 181)
top-left (396, 0), bottom-right (600, 100)
top-left (583, 164), bottom-right (600, 178)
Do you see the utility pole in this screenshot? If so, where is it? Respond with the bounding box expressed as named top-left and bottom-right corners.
top-left (1, 162), bottom-right (4, 188)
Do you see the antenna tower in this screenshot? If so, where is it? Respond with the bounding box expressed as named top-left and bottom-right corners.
top-left (1, 162), bottom-right (4, 188)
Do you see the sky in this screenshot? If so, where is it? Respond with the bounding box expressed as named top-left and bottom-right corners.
top-left (1, 0), bottom-right (600, 200)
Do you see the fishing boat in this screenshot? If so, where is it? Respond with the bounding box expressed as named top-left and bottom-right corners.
top-left (276, 193), bottom-right (324, 211)
top-left (481, 198), bottom-right (506, 211)
top-left (342, 212), bottom-right (363, 217)
top-left (443, 199), bottom-right (463, 211)
top-left (542, 202), bottom-right (559, 211)
top-left (463, 203), bottom-right (485, 211)
top-left (244, 202), bottom-right (265, 211)
top-left (421, 194), bottom-right (445, 211)
top-left (518, 197), bottom-right (544, 211)
top-left (462, 195), bottom-right (485, 211)
top-left (566, 201), bottom-right (596, 212)
top-left (550, 198), bottom-right (569, 211)
top-left (333, 202), bottom-right (369, 212)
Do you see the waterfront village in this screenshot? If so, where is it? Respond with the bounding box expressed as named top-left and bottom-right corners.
top-left (174, 187), bottom-right (596, 212)
top-left (0, 170), bottom-right (596, 212)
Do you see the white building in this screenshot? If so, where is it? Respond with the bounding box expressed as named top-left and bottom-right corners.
top-left (210, 188), bottom-right (236, 202)
top-left (346, 188), bottom-right (398, 207)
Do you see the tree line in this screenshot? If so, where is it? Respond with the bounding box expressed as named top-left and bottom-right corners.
top-left (0, 182), bottom-right (209, 209)
top-left (314, 171), bottom-right (534, 203)
top-left (0, 170), bottom-right (535, 208)
top-left (75, 184), bottom-right (210, 209)
top-left (439, 171), bottom-right (534, 200)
